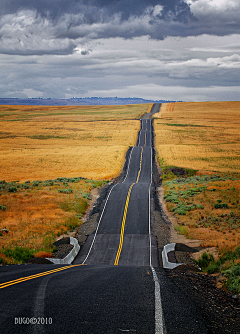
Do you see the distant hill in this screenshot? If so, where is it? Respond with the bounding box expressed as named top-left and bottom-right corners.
top-left (0, 97), bottom-right (177, 106)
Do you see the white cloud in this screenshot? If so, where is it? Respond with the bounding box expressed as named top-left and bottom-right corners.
top-left (0, 11), bottom-right (77, 55)
top-left (87, 83), bottom-right (240, 102)
top-left (187, 0), bottom-right (240, 13)
top-left (1, 34), bottom-right (239, 101)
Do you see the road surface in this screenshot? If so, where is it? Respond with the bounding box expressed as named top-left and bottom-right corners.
top-left (0, 104), bottom-right (209, 333)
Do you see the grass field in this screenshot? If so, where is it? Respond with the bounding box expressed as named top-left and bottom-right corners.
top-left (0, 104), bottom-right (151, 182)
top-left (0, 104), bottom-right (150, 122)
top-left (0, 178), bottom-right (107, 264)
top-left (154, 101), bottom-right (240, 173)
top-left (154, 101), bottom-right (240, 253)
top-left (0, 103), bottom-right (151, 264)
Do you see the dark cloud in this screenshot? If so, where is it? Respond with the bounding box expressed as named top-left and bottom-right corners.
top-left (0, 0), bottom-right (193, 22)
top-left (0, 0), bottom-right (239, 56)
top-left (0, 0), bottom-right (239, 102)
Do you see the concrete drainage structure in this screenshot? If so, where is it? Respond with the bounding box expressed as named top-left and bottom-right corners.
top-left (162, 243), bottom-right (183, 269)
top-left (47, 237), bottom-right (80, 265)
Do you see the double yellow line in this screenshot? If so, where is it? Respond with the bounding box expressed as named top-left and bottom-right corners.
top-left (114, 147), bottom-right (143, 265)
top-left (0, 264), bottom-right (83, 290)
top-left (1, 147), bottom-right (144, 285)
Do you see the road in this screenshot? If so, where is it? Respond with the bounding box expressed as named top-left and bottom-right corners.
top-left (73, 117), bottom-right (156, 267)
top-left (0, 104), bottom-right (209, 333)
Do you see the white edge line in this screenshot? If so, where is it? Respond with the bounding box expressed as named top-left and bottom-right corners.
top-left (122, 147), bottom-right (134, 183)
top-left (149, 137), bottom-right (165, 334)
top-left (138, 119), bottom-right (143, 146)
top-left (149, 146), bottom-right (152, 267)
top-left (82, 146), bottom-right (134, 264)
top-left (82, 183), bottom-right (118, 264)
top-left (151, 266), bottom-right (165, 334)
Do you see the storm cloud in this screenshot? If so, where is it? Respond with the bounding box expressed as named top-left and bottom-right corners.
top-left (0, 0), bottom-right (239, 101)
top-left (0, 0), bottom-right (239, 55)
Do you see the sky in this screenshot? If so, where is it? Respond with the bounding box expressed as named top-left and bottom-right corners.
top-left (0, 0), bottom-right (240, 102)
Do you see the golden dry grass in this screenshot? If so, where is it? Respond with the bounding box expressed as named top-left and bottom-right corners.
top-left (156, 101), bottom-right (240, 252)
top-left (0, 104), bottom-right (151, 182)
top-left (0, 180), bottom-right (92, 254)
top-left (154, 101), bottom-right (240, 173)
top-left (0, 103), bottom-right (150, 263)
top-left (165, 177), bottom-right (240, 251)
top-left (0, 104), bottom-right (149, 122)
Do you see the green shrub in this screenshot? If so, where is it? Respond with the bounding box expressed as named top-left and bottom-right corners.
top-left (207, 262), bottom-right (220, 274)
top-left (58, 189), bottom-right (73, 194)
top-left (220, 246), bottom-right (240, 263)
top-left (82, 192), bottom-right (91, 200)
top-left (171, 203), bottom-right (204, 215)
top-left (164, 191), bottom-right (180, 204)
top-left (32, 181), bottom-right (42, 187)
top-left (0, 205), bottom-right (6, 211)
top-left (223, 265), bottom-right (240, 294)
top-left (196, 252), bottom-right (215, 270)
top-left (7, 186), bottom-right (17, 193)
top-left (214, 203), bottom-right (229, 209)
top-left (43, 180), bottom-right (54, 186)
top-left (2, 247), bottom-right (34, 263)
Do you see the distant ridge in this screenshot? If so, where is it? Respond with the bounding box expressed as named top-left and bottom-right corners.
top-left (0, 97), bottom-right (177, 106)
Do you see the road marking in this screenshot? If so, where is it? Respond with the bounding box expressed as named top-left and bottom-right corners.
top-left (114, 183), bottom-right (135, 265)
top-left (148, 146), bottom-right (165, 334)
top-left (82, 183), bottom-right (118, 264)
top-left (136, 147), bottom-right (143, 183)
top-left (149, 148), bottom-right (152, 267)
top-left (137, 120), bottom-right (143, 146)
top-left (151, 266), bottom-right (165, 334)
top-left (81, 146), bottom-right (135, 264)
top-left (114, 147), bottom-right (143, 265)
top-left (0, 264), bottom-right (83, 289)
top-left (123, 147), bottom-right (133, 183)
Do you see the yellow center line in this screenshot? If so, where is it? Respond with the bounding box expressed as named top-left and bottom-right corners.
top-left (114, 147), bottom-right (143, 266)
top-left (136, 147), bottom-right (143, 183)
top-left (0, 264), bottom-right (83, 289)
top-left (114, 183), bottom-right (135, 265)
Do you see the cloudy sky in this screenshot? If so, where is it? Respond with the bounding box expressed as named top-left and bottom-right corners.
top-left (0, 0), bottom-right (239, 101)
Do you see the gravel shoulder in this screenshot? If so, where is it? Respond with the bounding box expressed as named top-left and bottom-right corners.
top-left (153, 150), bottom-right (240, 333)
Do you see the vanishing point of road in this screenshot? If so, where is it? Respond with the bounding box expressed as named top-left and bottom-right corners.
top-left (0, 104), bottom-right (209, 334)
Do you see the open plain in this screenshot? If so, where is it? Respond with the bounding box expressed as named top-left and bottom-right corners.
top-left (154, 102), bottom-right (240, 296)
top-left (0, 104), bottom-right (151, 182)
top-left (0, 102), bottom-right (239, 334)
top-left (154, 101), bottom-right (240, 173)
top-left (0, 104), bottom-right (150, 263)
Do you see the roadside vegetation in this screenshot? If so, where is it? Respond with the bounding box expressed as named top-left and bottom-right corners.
top-left (155, 101), bottom-right (240, 294)
top-left (0, 177), bottom-right (108, 264)
top-left (196, 248), bottom-right (240, 294)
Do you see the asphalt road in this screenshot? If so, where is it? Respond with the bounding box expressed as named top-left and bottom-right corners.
top-left (0, 104), bottom-right (209, 334)
top-left (73, 118), bottom-right (155, 267)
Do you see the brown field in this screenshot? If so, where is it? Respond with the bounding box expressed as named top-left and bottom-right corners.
top-left (155, 101), bottom-right (240, 252)
top-left (154, 101), bottom-right (240, 173)
top-left (0, 104), bottom-right (151, 182)
top-left (0, 178), bottom-right (107, 263)
top-left (0, 103), bottom-right (151, 263)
